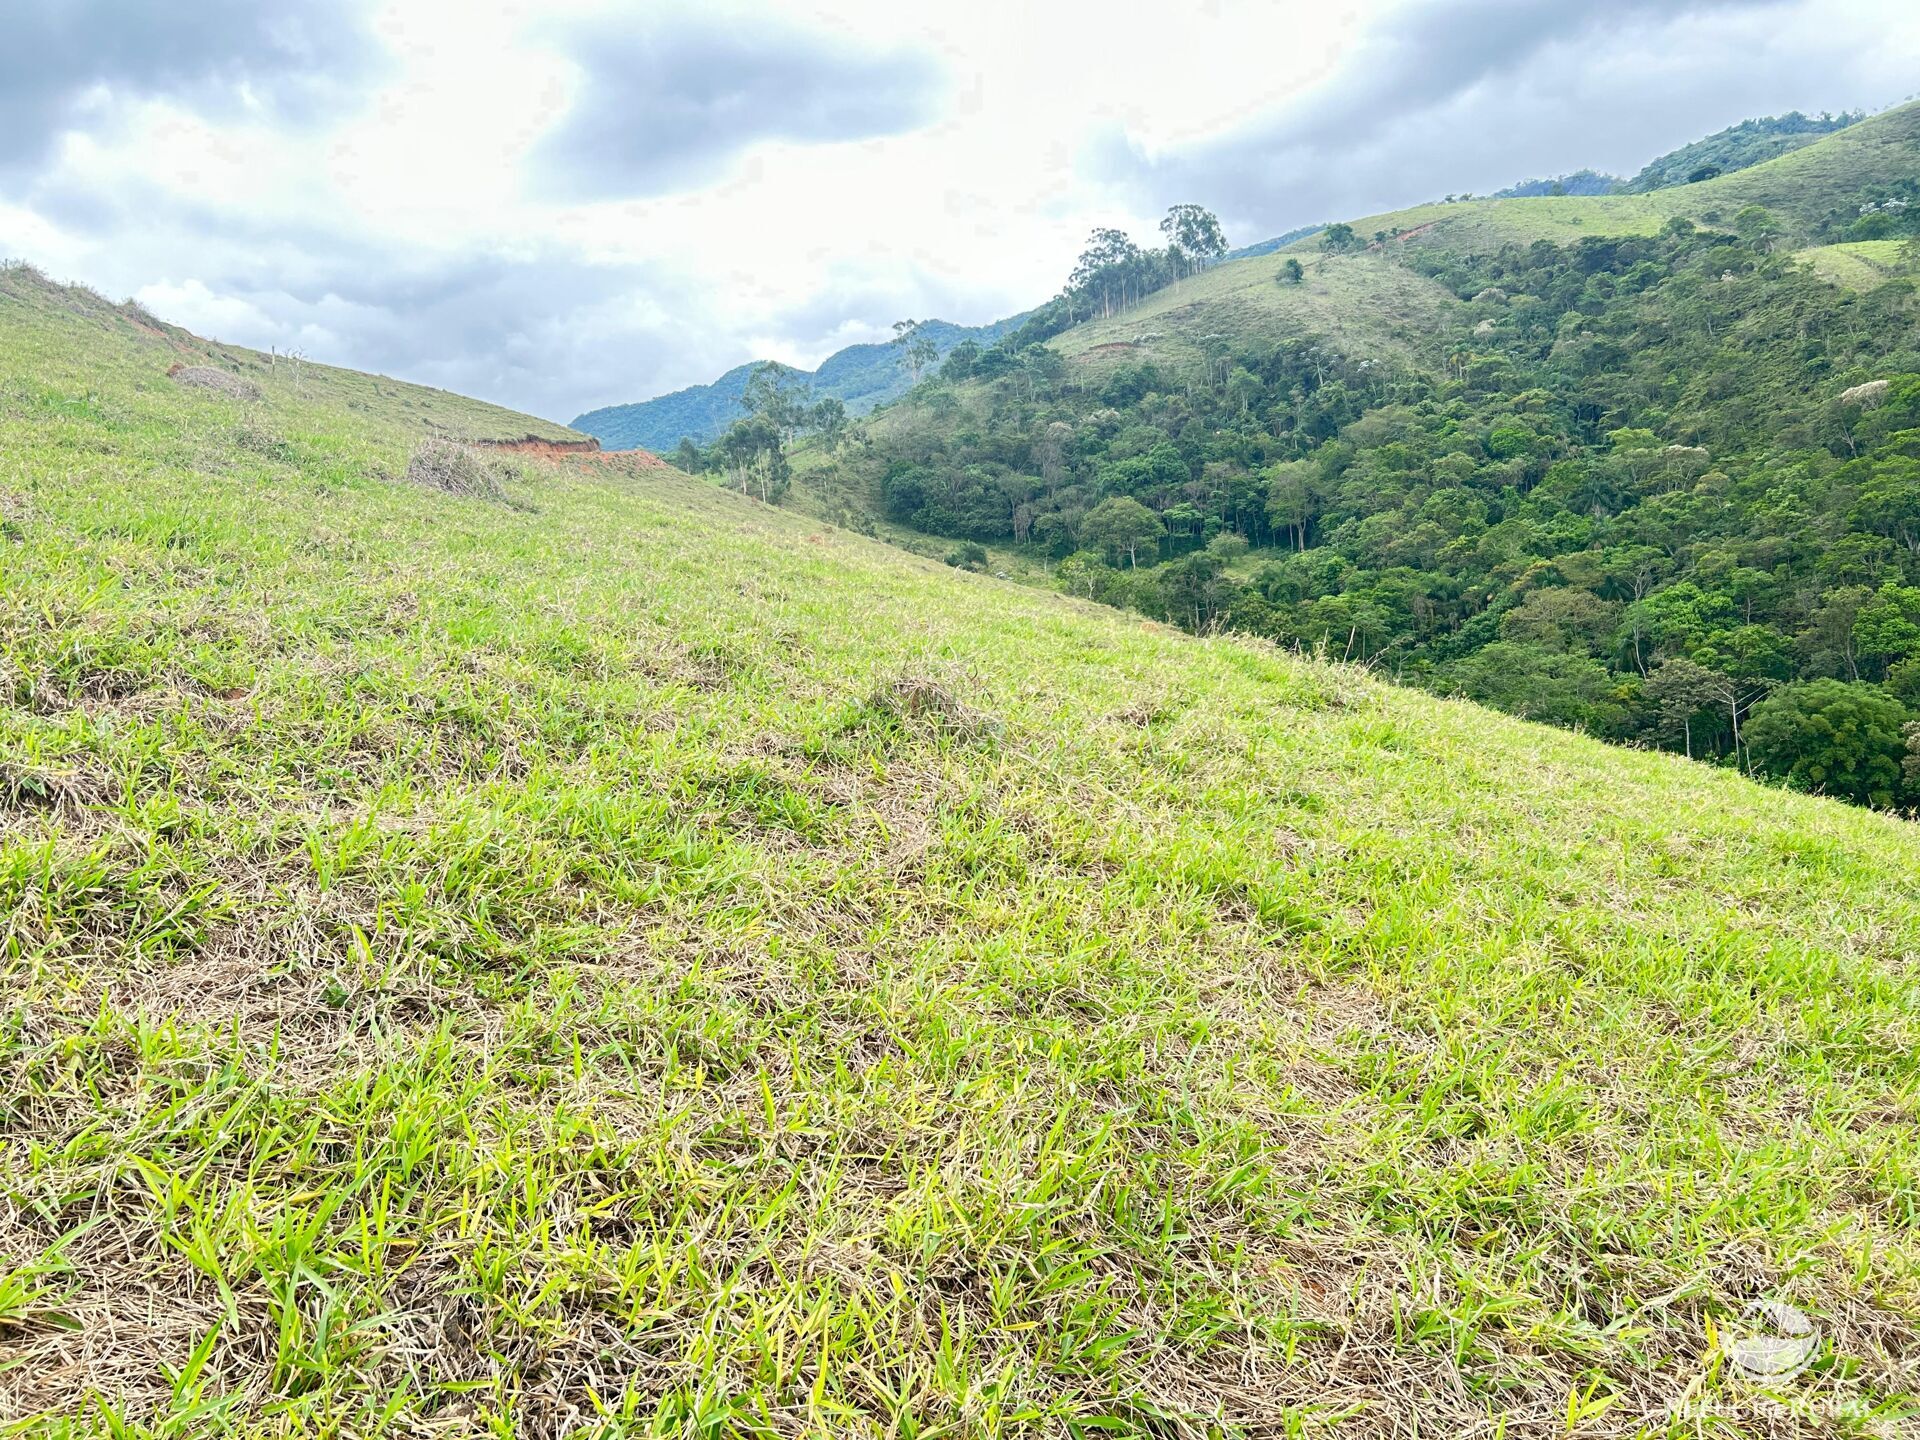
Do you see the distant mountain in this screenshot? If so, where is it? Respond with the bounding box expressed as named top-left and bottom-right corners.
top-left (574, 314), bottom-right (1029, 452)
top-left (1620, 109), bottom-right (1865, 192)
top-left (1492, 169), bottom-right (1623, 199)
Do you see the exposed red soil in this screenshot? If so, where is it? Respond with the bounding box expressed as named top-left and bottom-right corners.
top-left (472, 435), bottom-right (603, 457)
top-left (469, 435), bottom-right (677, 471)
top-left (570, 446), bottom-right (673, 470)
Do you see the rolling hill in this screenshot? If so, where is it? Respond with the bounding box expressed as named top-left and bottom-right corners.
top-left (847, 100), bottom-right (1920, 442)
top-left (1484, 113), bottom-right (1859, 203)
top-left (573, 313), bottom-right (1029, 453)
top-left (1616, 108), bottom-right (1865, 192)
top-left (8, 253), bottom-right (1920, 1434)
top-left (573, 105), bottom-right (1914, 462)
top-left (1047, 249), bottom-right (1464, 374)
top-left (878, 104), bottom-right (1920, 406)
top-left (1275, 100), bottom-right (1920, 262)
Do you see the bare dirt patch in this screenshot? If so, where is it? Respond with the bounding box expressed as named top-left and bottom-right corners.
top-left (471, 435), bottom-right (601, 458)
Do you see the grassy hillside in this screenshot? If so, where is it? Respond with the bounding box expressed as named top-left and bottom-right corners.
top-left (1010, 106), bottom-right (1918, 392)
top-left (1050, 251), bottom-right (1463, 375)
top-left (7, 262), bottom-right (1920, 1435)
top-left (1617, 110), bottom-right (1864, 193)
top-left (0, 265), bottom-right (586, 448)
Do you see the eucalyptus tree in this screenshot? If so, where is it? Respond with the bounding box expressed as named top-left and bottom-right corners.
top-left (1159, 204), bottom-right (1228, 278)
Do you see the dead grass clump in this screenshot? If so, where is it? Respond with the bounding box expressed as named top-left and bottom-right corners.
top-left (0, 758), bottom-right (114, 813)
top-left (404, 438), bottom-right (519, 504)
top-left (866, 669), bottom-right (997, 741)
top-left (1115, 699), bottom-right (1173, 727)
top-left (167, 364), bottom-right (262, 401)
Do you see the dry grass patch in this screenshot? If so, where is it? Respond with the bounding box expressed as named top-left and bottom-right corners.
top-left (402, 437), bottom-right (528, 505)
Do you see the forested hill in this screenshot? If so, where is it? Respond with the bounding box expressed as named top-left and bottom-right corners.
top-left (573, 313), bottom-right (1026, 452)
top-left (572, 109), bottom-right (1876, 457)
top-left (684, 99), bottom-right (1920, 814)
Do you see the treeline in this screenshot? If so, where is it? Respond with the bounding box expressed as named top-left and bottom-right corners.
top-left (818, 217), bottom-right (1920, 808)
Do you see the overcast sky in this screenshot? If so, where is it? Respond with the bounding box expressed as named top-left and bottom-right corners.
top-left (3, 0), bottom-right (1917, 423)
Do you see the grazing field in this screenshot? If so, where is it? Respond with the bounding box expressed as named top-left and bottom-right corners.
top-left (6, 266), bottom-right (1920, 1437)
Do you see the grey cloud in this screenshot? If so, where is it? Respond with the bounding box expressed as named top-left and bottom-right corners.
top-left (1091, 0), bottom-right (1894, 246)
top-left (0, 0), bottom-right (381, 166)
top-left (536, 12), bottom-right (945, 199)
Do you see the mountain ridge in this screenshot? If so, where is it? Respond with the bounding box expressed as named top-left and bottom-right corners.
top-left (576, 105), bottom-right (1893, 456)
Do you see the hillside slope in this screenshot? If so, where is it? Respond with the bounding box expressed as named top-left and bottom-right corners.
top-left (6, 264), bottom-right (1920, 1433)
top-left (1276, 99), bottom-right (1920, 260)
top-left (1617, 109), bottom-right (1864, 192)
top-left (1795, 237), bottom-right (1915, 289)
top-left (0, 265), bottom-right (588, 448)
top-left (956, 105), bottom-right (1919, 395)
top-left (574, 314), bottom-right (1029, 453)
top-left (1050, 250), bottom-right (1463, 374)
